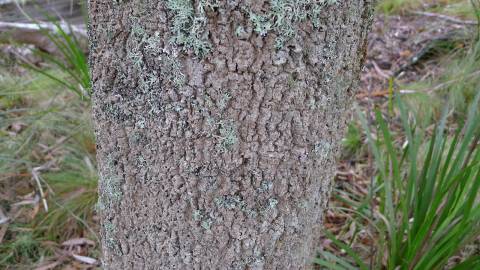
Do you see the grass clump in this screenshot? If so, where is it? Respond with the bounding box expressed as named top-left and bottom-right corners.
top-left (402, 36), bottom-right (480, 124)
top-left (0, 71), bottom-right (98, 267)
top-left (341, 123), bottom-right (364, 159)
top-left (316, 95), bottom-right (480, 269)
top-left (0, 230), bottom-right (46, 267)
top-left (24, 18), bottom-right (91, 100)
top-left (377, 0), bottom-right (422, 15)
top-left (377, 0), bottom-right (479, 18)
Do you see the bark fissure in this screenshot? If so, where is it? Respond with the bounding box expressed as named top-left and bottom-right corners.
top-left (88, 1), bottom-right (374, 269)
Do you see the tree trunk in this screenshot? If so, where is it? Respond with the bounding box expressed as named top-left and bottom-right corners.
top-left (88, 1), bottom-right (374, 269)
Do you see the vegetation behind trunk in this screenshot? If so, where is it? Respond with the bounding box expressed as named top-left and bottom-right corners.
top-left (88, 0), bottom-right (374, 269)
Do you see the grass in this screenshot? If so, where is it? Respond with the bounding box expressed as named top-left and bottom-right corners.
top-left (0, 6), bottom-right (93, 268)
top-left (377, 0), bottom-right (422, 14)
top-left (0, 230), bottom-right (45, 267)
top-left (402, 35), bottom-right (480, 125)
top-left (0, 71), bottom-right (98, 268)
top-left (429, 0), bottom-right (480, 20)
top-left (378, 0), bottom-right (479, 19)
top-left (316, 95), bottom-right (480, 269)
top-left (21, 15), bottom-right (91, 100)
top-left (341, 123), bottom-right (365, 159)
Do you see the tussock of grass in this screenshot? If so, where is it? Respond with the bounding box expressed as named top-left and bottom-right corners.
top-left (317, 95), bottom-right (480, 269)
top-left (341, 123), bottom-right (365, 159)
top-left (402, 36), bottom-right (480, 124)
top-left (378, 0), bottom-right (478, 19)
top-left (377, 0), bottom-right (422, 14)
top-left (0, 71), bottom-right (97, 268)
top-left (0, 230), bottom-right (45, 266)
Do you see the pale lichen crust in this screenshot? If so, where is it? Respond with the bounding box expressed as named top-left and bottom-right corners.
top-left (165, 0), bottom-right (340, 56)
top-left (250, 0), bottom-right (339, 48)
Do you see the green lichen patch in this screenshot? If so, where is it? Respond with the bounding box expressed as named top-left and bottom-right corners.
top-left (128, 19), bottom-right (187, 89)
top-left (267, 198), bottom-right (278, 209)
top-left (258, 181), bottom-right (273, 193)
top-left (165, 0), bottom-right (217, 57)
top-left (102, 221), bottom-right (122, 255)
top-left (249, 0), bottom-right (339, 49)
top-left (160, 52), bottom-right (186, 88)
top-left (192, 209), bottom-right (202, 221)
top-left (201, 218), bottom-right (213, 230)
top-left (249, 12), bottom-right (272, 37)
top-left (98, 155), bottom-right (124, 211)
top-left (192, 209), bottom-right (215, 230)
top-left (215, 195), bottom-right (243, 210)
top-left (218, 120), bottom-right (238, 151)
top-left (257, 197), bottom-right (279, 215)
top-left (218, 92), bottom-right (232, 111)
top-left (313, 139), bottom-right (333, 159)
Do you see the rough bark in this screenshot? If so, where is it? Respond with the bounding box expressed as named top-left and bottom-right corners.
top-left (88, 1), bottom-right (374, 269)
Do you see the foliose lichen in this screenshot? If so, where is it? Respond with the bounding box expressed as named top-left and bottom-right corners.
top-left (103, 221), bottom-right (121, 254)
top-left (192, 209), bottom-right (215, 230)
top-left (258, 181), bottom-right (273, 193)
top-left (165, 0), bottom-right (218, 57)
top-left (218, 120), bottom-right (238, 151)
top-left (215, 195), bottom-right (243, 210)
top-left (98, 154), bottom-right (123, 214)
top-left (249, 0), bottom-right (339, 49)
top-left (165, 0), bottom-right (340, 56)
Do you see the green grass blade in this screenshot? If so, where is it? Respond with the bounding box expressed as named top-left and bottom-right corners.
top-left (323, 230), bottom-right (369, 270)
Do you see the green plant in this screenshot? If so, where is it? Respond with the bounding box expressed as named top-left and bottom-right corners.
top-left (19, 13), bottom-right (91, 100)
top-left (377, 0), bottom-right (478, 17)
top-left (402, 34), bottom-right (480, 125)
top-left (377, 0), bottom-right (421, 15)
top-left (0, 71), bottom-right (98, 267)
top-left (341, 123), bottom-right (364, 159)
top-left (35, 155), bottom-right (98, 241)
top-left (316, 94), bottom-right (480, 269)
top-left (0, 230), bottom-right (43, 267)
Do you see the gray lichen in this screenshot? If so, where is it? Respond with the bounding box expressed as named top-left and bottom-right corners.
top-left (249, 12), bottom-right (272, 37)
top-left (217, 92), bottom-right (232, 111)
top-left (192, 209), bottom-right (202, 221)
top-left (160, 52), bottom-right (186, 87)
top-left (192, 209), bottom-right (215, 230)
top-left (201, 218), bottom-right (213, 230)
top-left (314, 139), bottom-right (332, 158)
top-left (249, 0), bottom-right (339, 48)
top-left (218, 120), bottom-right (238, 151)
top-left (215, 195), bottom-right (243, 210)
top-left (258, 181), bottom-right (273, 193)
top-left (165, 0), bottom-right (217, 57)
top-left (98, 154), bottom-right (123, 211)
top-left (267, 198), bottom-right (278, 209)
top-left (164, 0), bottom-right (339, 56)
top-left (103, 221), bottom-right (121, 254)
